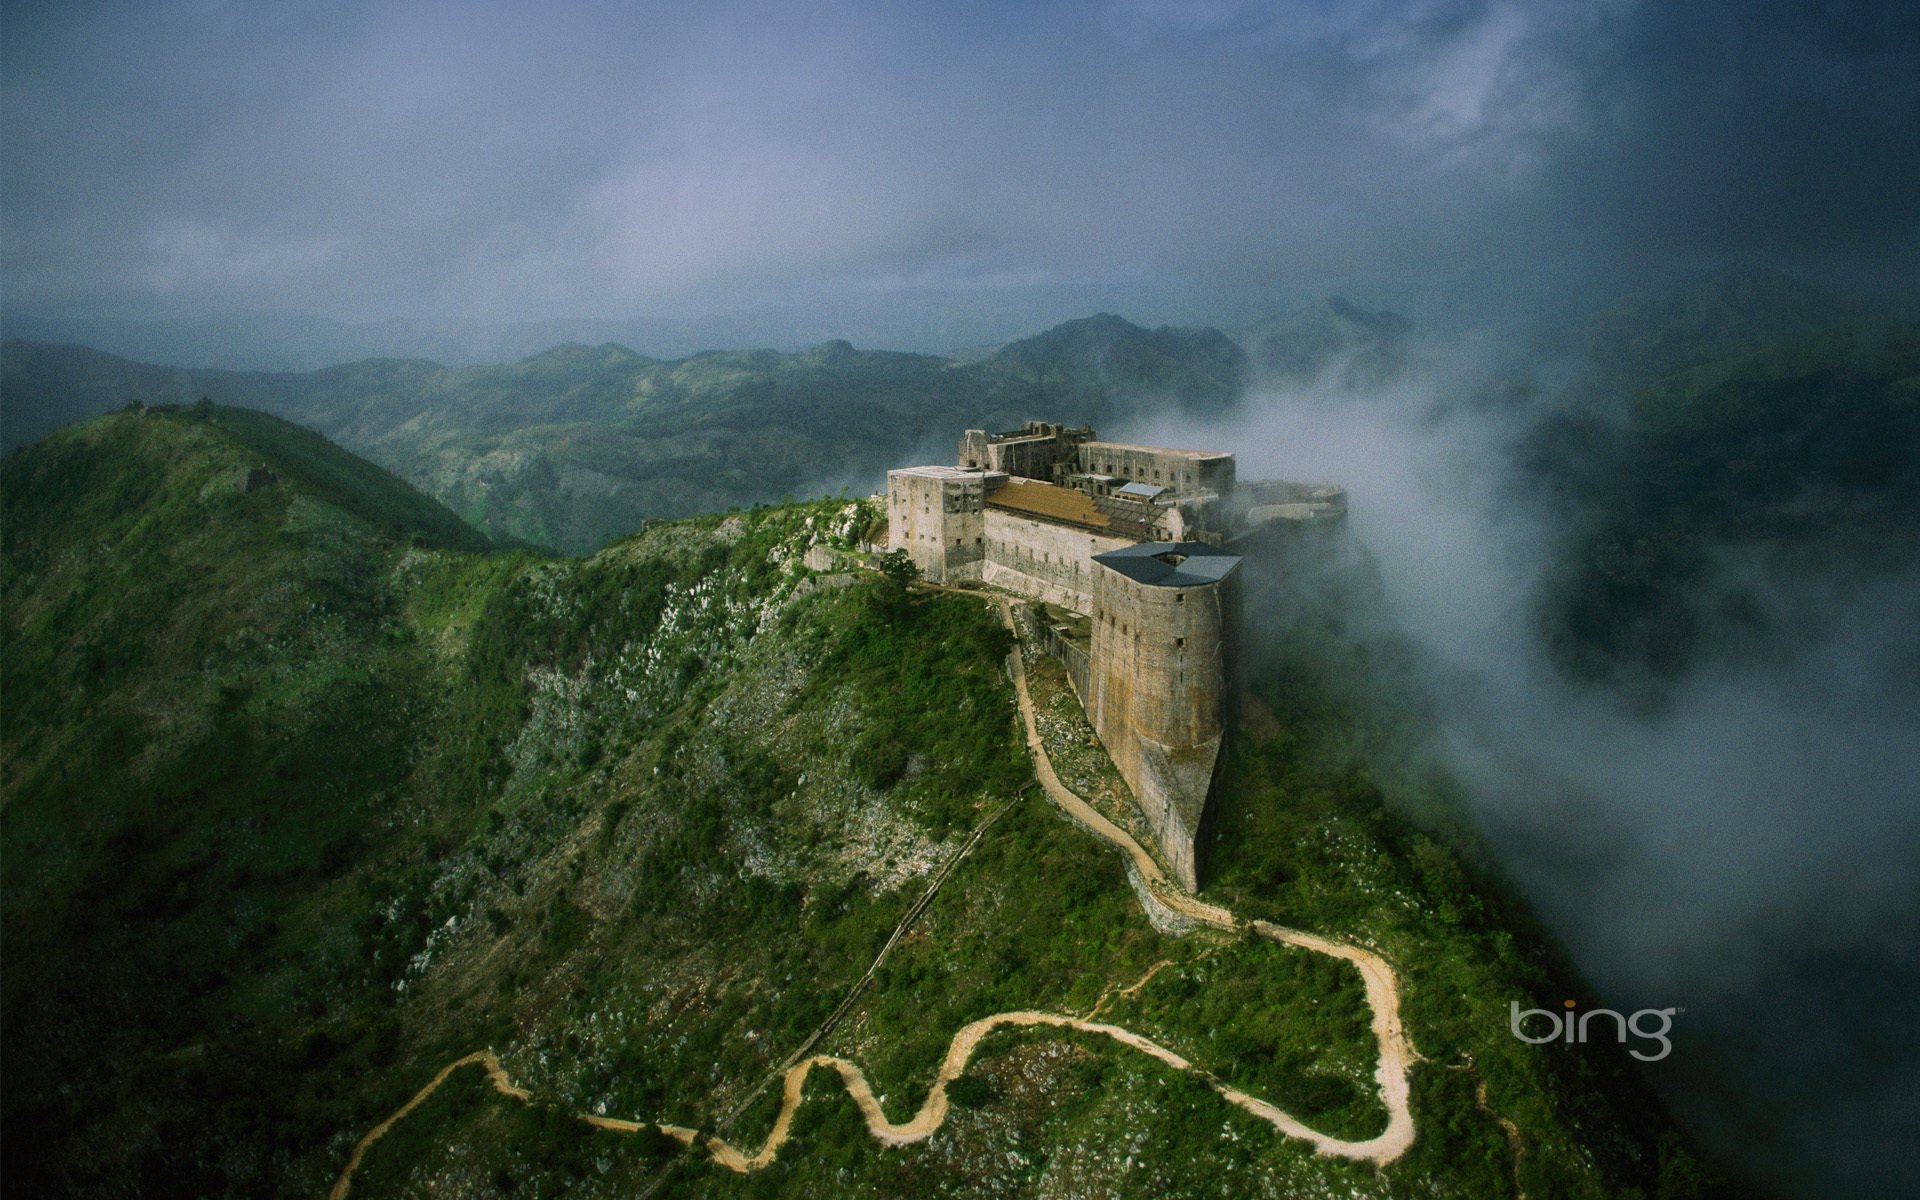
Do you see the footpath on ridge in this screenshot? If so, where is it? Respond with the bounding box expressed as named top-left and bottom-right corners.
top-left (329, 593), bottom-right (1418, 1199)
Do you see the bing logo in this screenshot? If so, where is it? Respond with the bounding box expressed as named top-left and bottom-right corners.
top-left (1510, 998), bottom-right (1676, 1061)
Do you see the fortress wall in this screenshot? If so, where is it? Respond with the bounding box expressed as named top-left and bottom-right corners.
top-left (962, 424), bottom-right (1092, 481)
top-left (1087, 561), bottom-right (1238, 890)
top-left (981, 509), bottom-right (1132, 614)
top-left (1041, 622), bottom-right (1093, 702)
top-left (1016, 601), bottom-right (1095, 702)
top-left (1078, 443), bottom-right (1236, 494)
top-left (887, 469), bottom-right (987, 583)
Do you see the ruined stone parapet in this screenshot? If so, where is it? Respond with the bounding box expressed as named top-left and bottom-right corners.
top-left (1085, 542), bottom-right (1240, 891)
top-left (959, 422), bottom-right (1094, 482)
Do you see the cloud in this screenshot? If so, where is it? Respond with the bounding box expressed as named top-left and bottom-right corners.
top-left (1122, 332), bottom-right (1920, 1194)
top-left (4, 0), bottom-right (1914, 324)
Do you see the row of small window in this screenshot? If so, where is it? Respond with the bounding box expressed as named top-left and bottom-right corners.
top-left (1093, 462), bottom-right (1195, 486)
top-left (1093, 609), bottom-right (1187, 648)
top-left (989, 541), bottom-right (1080, 569)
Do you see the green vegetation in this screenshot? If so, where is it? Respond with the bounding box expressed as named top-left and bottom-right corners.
top-left (3, 406), bottom-right (1721, 1197)
top-left (1533, 326), bottom-right (1920, 694)
top-left (3, 313), bottom-right (1248, 552)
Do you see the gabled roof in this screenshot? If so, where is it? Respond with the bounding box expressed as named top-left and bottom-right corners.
top-left (1092, 541), bottom-right (1241, 587)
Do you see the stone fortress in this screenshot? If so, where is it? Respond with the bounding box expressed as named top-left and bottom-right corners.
top-left (887, 422), bottom-right (1344, 889)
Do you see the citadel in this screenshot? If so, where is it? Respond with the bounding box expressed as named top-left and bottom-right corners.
top-left (887, 422), bottom-right (1344, 889)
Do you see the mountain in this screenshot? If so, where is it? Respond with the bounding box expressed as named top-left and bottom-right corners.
top-left (1234, 297), bottom-right (1414, 390)
top-left (1582, 265), bottom-right (1862, 388)
top-left (1524, 324), bottom-right (1920, 694)
top-left (1, 340), bottom-right (210, 451)
top-left (1, 406), bottom-right (1723, 1197)
top-left (3, 314), bottom-right (1250, 553)
top-left (0, 285), bottom-right (1232, 370)
top-left (984, 313), bottom-right (1247, 413)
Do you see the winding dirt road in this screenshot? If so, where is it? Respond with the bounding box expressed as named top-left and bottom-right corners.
top-left (329, 595), bottom-right (1418, 1196)
top-left (994, 600), bottom-right (1417, 1163)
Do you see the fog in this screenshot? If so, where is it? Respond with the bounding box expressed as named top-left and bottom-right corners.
top-left (1122, 344), bottom-right (1920, 1195)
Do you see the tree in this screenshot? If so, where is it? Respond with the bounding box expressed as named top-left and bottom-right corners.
top-left (874, 548), bottom-right (920, 617)
top-left (877, 548), bottom-right (919, 588)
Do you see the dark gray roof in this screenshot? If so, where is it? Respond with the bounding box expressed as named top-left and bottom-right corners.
top-left (1093, 541), bottom-right (1241, 587)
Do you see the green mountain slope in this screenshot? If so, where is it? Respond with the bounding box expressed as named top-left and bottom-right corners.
top-left (982, 313), bottom-right (1246, 412)
top-left (2, 407), bottom-right (1722, 1198)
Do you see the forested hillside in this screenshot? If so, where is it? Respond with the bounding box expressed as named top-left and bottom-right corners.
top-left (1, 406), bottom-right (1719, 1197)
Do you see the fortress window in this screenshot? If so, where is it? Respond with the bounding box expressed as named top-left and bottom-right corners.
top-left (1175, 592), bottom-right (1184, 603)
top-left (1176, 637), bottom-right (1185, 648)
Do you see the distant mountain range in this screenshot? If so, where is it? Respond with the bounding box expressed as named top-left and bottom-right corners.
top-left (0, 280), bottom-right (1315, 372)
top-left (3, 303), bottom-right (1408, 552)
top-left (3, 267), bottom-right (1899, 562)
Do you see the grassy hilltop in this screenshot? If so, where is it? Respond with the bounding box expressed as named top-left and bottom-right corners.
top-left (2, 405), bottom-right (1719, 1197)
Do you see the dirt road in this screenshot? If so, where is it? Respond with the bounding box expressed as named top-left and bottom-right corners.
top-left (328, 595), bottom-right (1417, 1195)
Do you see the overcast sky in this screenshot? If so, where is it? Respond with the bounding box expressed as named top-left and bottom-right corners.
top-left (4, 0), bottom-right (1916, 323)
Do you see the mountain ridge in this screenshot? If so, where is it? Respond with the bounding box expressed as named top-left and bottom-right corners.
top-left (3, 301), bottom-right (1420, 552)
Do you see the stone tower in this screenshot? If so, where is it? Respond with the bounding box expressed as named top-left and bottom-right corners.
top-left (1085, 542), bottom-right (1241, 891)
top-left (885, 465), bottom-right (995, 584)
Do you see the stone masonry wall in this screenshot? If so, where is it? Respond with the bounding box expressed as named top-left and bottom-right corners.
top-left (887, 469), bottom-right (987, 583)
top-left (1077, 443), bottom-right (1235, 494)
top-left (981, 509), bottom-right (1132, 613)
top-left (1085, 562), bottom-right (1238, 890)
top-left (890, 450), bottom-right (1246, 890)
